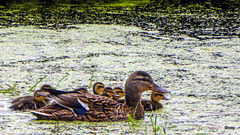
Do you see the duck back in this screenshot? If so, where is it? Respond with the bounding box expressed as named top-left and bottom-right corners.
top-left (31, 92), bottom-right (132, 122)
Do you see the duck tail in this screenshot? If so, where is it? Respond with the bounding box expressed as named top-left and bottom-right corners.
top-left (30, 108), bottom-right (77, 121)
top-left (30, 110), bottom-right (52, 119)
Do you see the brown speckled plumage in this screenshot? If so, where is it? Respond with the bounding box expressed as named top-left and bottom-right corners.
top-left (31, 71), bottom-right (170, 121)
top-left (31, 92), bottom-right (131, 121)
top-left (9, 85), bottom-right (51, 111)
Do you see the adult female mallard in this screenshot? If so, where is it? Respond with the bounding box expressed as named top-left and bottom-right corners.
top-left (9, 85), bottom-right (51, 111)
top-left (100, 87), bottom-right (119, 99)
top-left (31, 71), bottom-right (170, 121)
top-left (92, 82), bottom-right (105, 95)
top-left (142, 92), bottom-right (169, 111)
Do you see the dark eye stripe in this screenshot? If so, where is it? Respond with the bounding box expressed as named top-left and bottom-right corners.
top-left (154, 93), bottom-right (164, 96)
top-left (116, 91), bottom-right (124, 93)
top-left (132, 78), bottom-right (152, 83)
top-left (106, 91), bottom-right (114, 93)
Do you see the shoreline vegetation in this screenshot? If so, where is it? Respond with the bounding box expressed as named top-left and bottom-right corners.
top-left (0, 0), bottom-right (239, 39)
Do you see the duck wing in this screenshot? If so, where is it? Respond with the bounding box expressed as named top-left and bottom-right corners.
top-left (10, 100), bottom-right (35, 110)
top-left (31, 89), bottom-right (131, 121)
top-left (11, 96), bottom-right (33, 103)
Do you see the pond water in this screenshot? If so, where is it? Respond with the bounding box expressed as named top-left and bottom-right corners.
top-left (0, 25), bottom-right (239, 134)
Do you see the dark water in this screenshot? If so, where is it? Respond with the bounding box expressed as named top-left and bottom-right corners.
top-left (1, 1), bottom-right (239, 40)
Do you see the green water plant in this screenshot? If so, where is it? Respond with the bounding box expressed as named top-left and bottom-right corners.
top-left (127, 110), bottom-right (168, 134)
top-left (126, 103), bottom-right (169, 134)
top-left (88, 55), bottom-right (95, 91)
top-left (89, 70), bottom-right (94, 91)
top-left (146, 114), bottom-right (168, 135)
top-left (149, 115), bottom-right (160, 135)
top-left (28, 75), bottom-right (47, 92)
top-left (56, 73), bottom-right (69, 87)
top-left (162, 118), bottom-right (168, 135)
top-left (0, 83), bottom-right (18, 95)
top-left (127, 103), bottom-right (139, 130)
top-left (145, 122), bottom-right (147, 135)
top-left (28, 73), bottom-right (69, 92)
top-left (127, 114), bottom-right (137, 130)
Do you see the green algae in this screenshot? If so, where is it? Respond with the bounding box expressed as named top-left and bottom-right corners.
top-left (0, 25), bottom-right (239, 134)
top-left (0, 1), bottom-right (239, 40)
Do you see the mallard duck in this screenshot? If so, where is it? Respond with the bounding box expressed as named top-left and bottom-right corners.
top-left (142, 92), bottom-right (169, 111)
top-left (30, 71), bottom-right (170, 121)
top-left (112, 87), bottom-right (125, 101)
top-left (92, 82), bottom-right (105, 95)
top-left (100, 87), bottom-right (119, 99)
top-left (9, 85), bottom-right (51, 111)
top-left (74, 87), bottom-right (89, 94)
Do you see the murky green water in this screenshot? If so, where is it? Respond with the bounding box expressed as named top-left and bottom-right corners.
top-left (0, 25), bottom-right (239, 134)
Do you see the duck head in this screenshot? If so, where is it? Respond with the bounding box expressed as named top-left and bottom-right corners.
top-left (34, 90), bottom-right (46, 102)
top-left (125, 71), bottom-right (170, 119)
top-left (34, 85), bottom-right (53, 103)
top-left (151, 92), bottom-right (169, 103)
top-left (92, 82), bottom-right (105, 95)
top-left (101, 87), bottom-right (119, 99)
top-left (113, 87), bottom-right (125, 101)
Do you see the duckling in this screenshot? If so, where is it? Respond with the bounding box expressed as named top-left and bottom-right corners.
top-left (31, 71), bottom-right (170, 121)
top-left (112, 87), bottom-right (125, 101)
top-left (9, 85), bottom-right (51, 111)
top-left (100, 87), bottom-right (119, 99)
top-left (74, 87), bottom-right (89, 94)
top-left (116, 90), bottom-right (169, 111)
top-left (142, 92), bottom-right (169, 111)
top-left (92, 82), bottom-right (105, 95)
top-left (11, 95), bottom-right (33, 104)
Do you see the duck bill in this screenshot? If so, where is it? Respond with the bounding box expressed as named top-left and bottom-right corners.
top-left (162, 95), bottom-right (170, 100)
top-left (152, 85), bottom-right (170, 94)
top-left (37, 91), bottom-right (50, 97)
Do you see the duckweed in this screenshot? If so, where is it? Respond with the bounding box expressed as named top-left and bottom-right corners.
top-left (0, 24), bottom-right (239, 134)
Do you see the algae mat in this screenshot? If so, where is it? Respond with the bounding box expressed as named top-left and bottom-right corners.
top-left (0, 25), bottom-right (239, 134)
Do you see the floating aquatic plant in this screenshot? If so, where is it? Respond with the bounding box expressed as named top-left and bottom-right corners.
top-left (0, 83), bottom-right (18, 95)
top-left (28, 76), bottom-right (47, 92)
top-left (56, 73), bottom-right (70, 88)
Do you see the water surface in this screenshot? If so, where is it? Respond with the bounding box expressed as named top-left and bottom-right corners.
top-left (0, 25), bottom-right (239, 134)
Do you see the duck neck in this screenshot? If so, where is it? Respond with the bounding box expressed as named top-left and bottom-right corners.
top-left (151, 94), bottom-right (159, 103)
top-left (93, 89), bottom-right (99, 95)
top-left (125, 92), bottom-right (142, 108)
top-left (125, 89), bottom-right (144, 120)
top-left (113, 96), bottom-right (120, 101)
